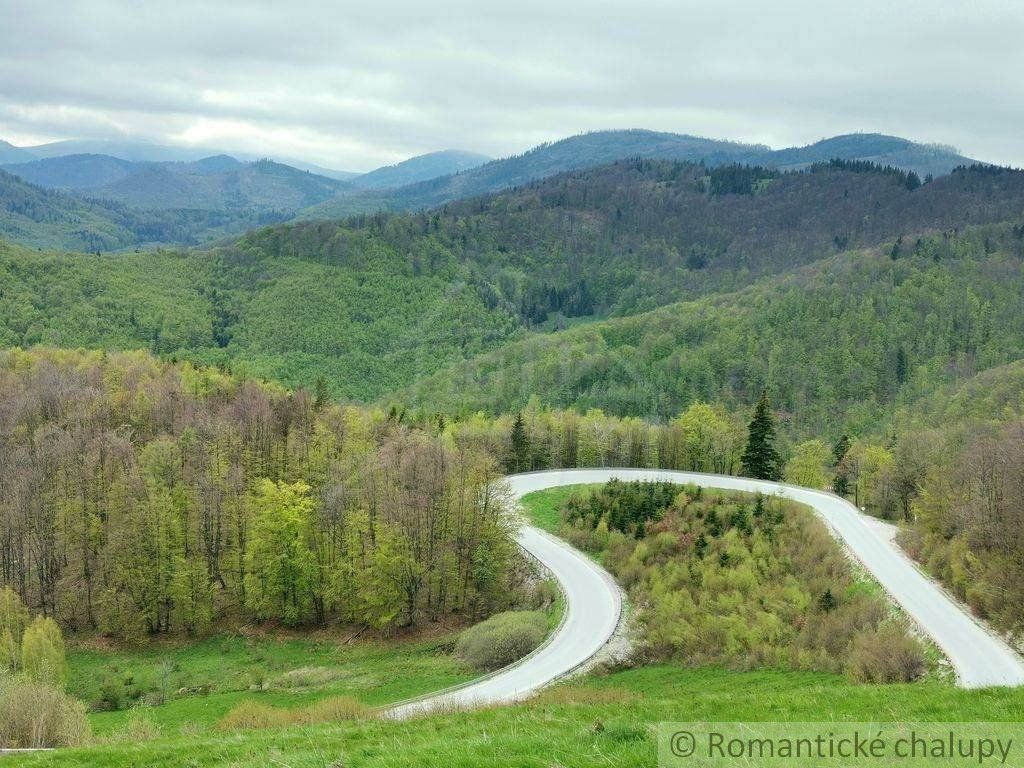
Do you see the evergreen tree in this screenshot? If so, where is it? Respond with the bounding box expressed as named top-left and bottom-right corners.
top-left (895, 347), bottom-right (908, 384)
top-left (741, 391), bottom-right (781, 480)
top-left (832, 434), bottom-right (852, 465)
top-left (313, 376), bottom-right (330, 412)
top-left (507, 412), bottom-right (530, 473)
top-left (832, 434), bottom-right (852, 496)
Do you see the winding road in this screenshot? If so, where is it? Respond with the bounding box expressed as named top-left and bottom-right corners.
top-left (388, 468), bottom-right (1024, 719)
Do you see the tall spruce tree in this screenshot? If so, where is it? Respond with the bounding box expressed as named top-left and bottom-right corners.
top-left (507, 412), bottom-right (530, 473)
top-left (741, 390), bottom-right (782, 480)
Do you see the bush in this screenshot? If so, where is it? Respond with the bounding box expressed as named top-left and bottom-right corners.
top-left (109, 712), bottom-right (161, 743)
top-left (21, 616), bottom-right (68, 687)
top-left (217, 700), bottom-right (285, 730)
top-left (0, 587), bottom-right (29, 671)
top-left (270, 666), bottom-right (342, 689)
top-left (0, 676), bottom-right (91, 748)
top-left (454, 611), bottom-right (549, 671)
top-left (846, 622), bottom-right (927, 683)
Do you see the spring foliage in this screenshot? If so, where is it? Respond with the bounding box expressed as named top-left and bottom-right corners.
top-left (557, 482), bottom-right (925, 681)
top-left (0, 348), bottom-right (521, 640)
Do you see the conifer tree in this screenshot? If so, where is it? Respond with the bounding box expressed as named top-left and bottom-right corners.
top-left (507, 412), bottom-right (530, 473)
top-left (741, 390), bottom-right (782, 480)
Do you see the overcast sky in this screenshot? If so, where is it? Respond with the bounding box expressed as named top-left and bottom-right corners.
top-left (1, 0), bottom-right (1021, 172)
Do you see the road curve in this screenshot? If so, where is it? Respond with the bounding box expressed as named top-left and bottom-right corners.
top-left (390, 468), bottom-right (1024, 718)
top-left (387, 473), bottom-right (623, 718)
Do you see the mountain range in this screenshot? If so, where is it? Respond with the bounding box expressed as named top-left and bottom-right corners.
top-left (296, 130), bottom-right (979, 219)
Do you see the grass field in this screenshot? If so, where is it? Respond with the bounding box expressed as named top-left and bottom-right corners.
top-left (64, 631), bottom-right (476, 738)
top-left (10, 666), bottom-right (1024, 767)
top-left (520, 485), bottom-right (597, 533)
top-left (8, 485), bottom-right (1022, 766)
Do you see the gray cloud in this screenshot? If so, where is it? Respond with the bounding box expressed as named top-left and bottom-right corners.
top-left (1, 0), bottom-right (1021, 170)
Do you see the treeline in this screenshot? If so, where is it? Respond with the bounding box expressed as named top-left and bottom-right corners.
top-left (555, 482), bottom-right (926, 682)
top-left (0, 348), bottom-right (521, 642)
top-left (810, 158), bottom-right (921, 190)
top-left (448, 401), bottom-right (747, 477)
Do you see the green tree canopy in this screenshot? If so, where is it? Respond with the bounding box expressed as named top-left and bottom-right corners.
top-left (243, 480), bottom-right (318, 626)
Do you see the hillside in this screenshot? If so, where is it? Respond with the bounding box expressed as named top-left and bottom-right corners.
top-left (303, 130), bottom-right (981, 218)
top-left (2, 153), bottom-right (137, 190)
top-left (0, 168), bottom-right (284, 251)
top-left (768, 133), bottom-right (976, 177)
top-left (396, 223), bottom-right (1024, 437)
top-left (2, 160), bottom-right (1024, 406)
top-left (0, 139), bottom-right (34, 164)
top-left (304, 130), bottom-right (766, 217)
top-left (0, 234), bottom-right (520, 398)
top-left (1, 131), bottom-right (986, 247)
top-left (351, 149), bottom-right (492, 189)
top-left (3, 154), bottom-right (348, 213)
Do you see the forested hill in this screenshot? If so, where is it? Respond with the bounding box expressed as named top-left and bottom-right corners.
top-left (302, 130), bottom-right (980, 218)
top-left (3, 154), bottom-right (348, 213)
top-left (0, 168), bottom-right (272, 252)
top-left (349, 149), bottom-right (492, 190)
top-left (396, 223), bottom-right (1024, 437)
top-left (2, 159), bottom-right (1024, 407)
top-left (295, 159), bottom-right (1024, 317)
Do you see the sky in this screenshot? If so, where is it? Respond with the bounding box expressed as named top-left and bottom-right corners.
top-left (1, 0), bottom-right (1021, 172)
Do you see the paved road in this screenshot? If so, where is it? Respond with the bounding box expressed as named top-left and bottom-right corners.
top-left (389, 468), bottom-right (1024, 718)
top-left (387, 474), bottom-right (623, 718)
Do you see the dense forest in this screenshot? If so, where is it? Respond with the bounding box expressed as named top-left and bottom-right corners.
top-left (401, 223), bottom-right (1024, 435)
top-left (3, 160), bottom-right (1024, 410)
top-left (0, 348), bottom-right (523, 641)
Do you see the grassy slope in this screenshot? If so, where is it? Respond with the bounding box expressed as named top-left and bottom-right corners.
top-left (66, 633), bottom-right (474, 737)
top-left (520, 485), bottom-right (590, 533)
top-left (11, 668), bottom-right (1024, 767)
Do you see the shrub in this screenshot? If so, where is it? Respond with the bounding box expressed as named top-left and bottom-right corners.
top-left (846, 622), bottom-right (927, 683)
top-left (217, 700), bottom-right (286, 730)
top-left (299, 696), bottom-right (370, 723)
top-left (271, 666), bottom-right (342, 689)
top-left (21, 616), bottom-right (68, 687)
top-left (109, 712), bottom-right (161, 743)
top-left (95, 671), bottom-right (126, 711)
top-left (0, 676), bottom-right (91, 748)
top-left (455, 611), bottom-right (548, 671)
top-left (0, 588), bottom-right (29, 671)
top-left (528, 579), bottom-right (559, 610)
